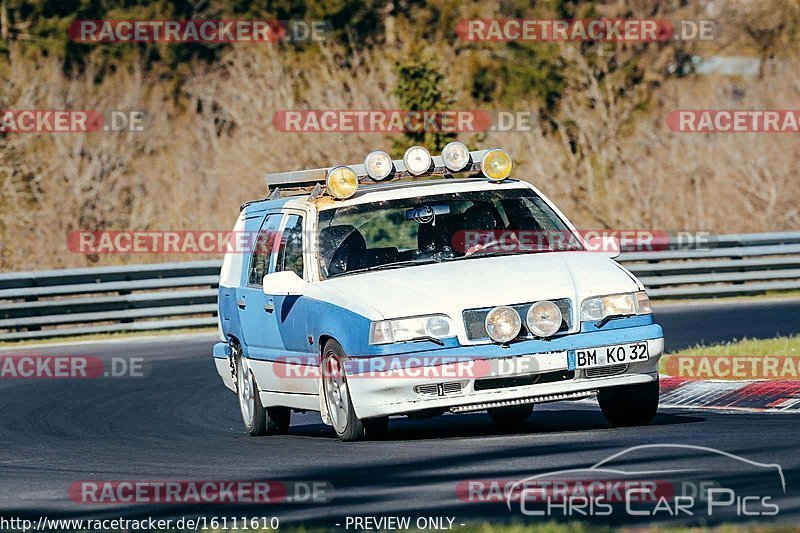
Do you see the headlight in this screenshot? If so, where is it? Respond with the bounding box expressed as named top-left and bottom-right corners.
top-left (485, 305), bottom-right (522, 343)
top-left (526, 300), bottom-right (562, 337)
top-left (580, 291), bottom-right (652, 322)
top-left (635, 291), bottom-right (652, 314)
top-left (369, 315), bottom-right (452, 345)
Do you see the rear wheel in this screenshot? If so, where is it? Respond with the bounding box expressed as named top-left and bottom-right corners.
top-left (322, 340), bottom-right (387, 441)
top-left (487, 404), bottom-right (534, 425)
top-left (235, 349), bottom-right (291, 436)
top-left (598, 378), bottom-right (659, 427)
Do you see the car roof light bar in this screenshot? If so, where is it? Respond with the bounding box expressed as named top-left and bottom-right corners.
top-left (263, 149), bottom-right (490, 193)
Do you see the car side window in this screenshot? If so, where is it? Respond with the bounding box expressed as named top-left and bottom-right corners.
top-left (275, 214), bottom-right (305, 279)
top-left (248, 214), bottom-right (282, 285)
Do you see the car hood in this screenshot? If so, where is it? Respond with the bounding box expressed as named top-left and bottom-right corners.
top-left (315, 252), bottom-right (641, 321)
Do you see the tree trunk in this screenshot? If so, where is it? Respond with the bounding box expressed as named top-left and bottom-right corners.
top-left (0, 0), bottom-right (8, 40)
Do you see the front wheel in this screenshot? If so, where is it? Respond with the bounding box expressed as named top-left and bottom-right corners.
top-left (235, 350), bottom-right (291, 436)
top-left (322, 340), bottom-right (387, 441)
top-left (597, 378), bottom-right (659, 427)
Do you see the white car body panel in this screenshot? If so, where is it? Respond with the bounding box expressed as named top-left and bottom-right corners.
top-left (318, 252), bottom-right (639, 343)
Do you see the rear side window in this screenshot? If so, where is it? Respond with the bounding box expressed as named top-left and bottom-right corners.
top-left (248, 214), bottom-right (282, 285)
top-left (275, 214), bottom-right (305, 278)
top-left (219, 213), bottom-right (246, 287)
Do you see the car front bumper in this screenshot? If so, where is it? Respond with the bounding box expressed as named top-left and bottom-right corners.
top-left (346, 324), bottom-right (664, 419)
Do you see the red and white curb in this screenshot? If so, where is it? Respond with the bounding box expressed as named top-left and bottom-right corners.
top-left (659, 376), bottom-right (800, 412)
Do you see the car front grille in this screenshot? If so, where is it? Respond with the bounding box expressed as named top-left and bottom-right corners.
top-left (584, 364), bottom-right (628, 378)
top-left (414, 380), bottom-right (468, 398)
top-left (474, 369), bottom-right (575, 391)
top-left (463, 298), bottom-right (572, 341)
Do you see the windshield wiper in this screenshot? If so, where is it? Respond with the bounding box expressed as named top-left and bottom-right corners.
top-left (330, 259), bottom-right (440, 277)
top-left (456, 248), bottom-right (549, 260)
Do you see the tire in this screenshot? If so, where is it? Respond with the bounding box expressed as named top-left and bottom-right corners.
top-left (598, 378), bottom-right (659, 427)
top-left (487, 403), bottom-right (534, 425)
top-left (235, 348), bottom-right (291, 436)
top-left (322, 340), bottom-right (387, 441)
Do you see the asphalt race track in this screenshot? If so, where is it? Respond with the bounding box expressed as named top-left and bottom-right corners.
top-left (1, 298), bottom-right (799, 527)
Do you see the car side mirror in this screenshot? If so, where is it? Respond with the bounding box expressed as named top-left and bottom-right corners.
top-left (262, 271), bottom-right (306, 296)
top-left (586, 235), bottom-right (621, 259)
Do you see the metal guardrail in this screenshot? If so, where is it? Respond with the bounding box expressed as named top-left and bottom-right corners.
top-left (0, 260), bottom-right (221, 341)
top-left (1, 232), bottom-right (799, 341)
top-left (619, 232), bottom-right (800, 298)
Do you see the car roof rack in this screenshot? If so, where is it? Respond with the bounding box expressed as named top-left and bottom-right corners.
top-left (263, 149), bottom-right (490, 197)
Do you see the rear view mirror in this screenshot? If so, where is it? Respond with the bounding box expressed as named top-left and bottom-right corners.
top-left (262, 271), bottom-right (306, 296)
top-left (405, 204), bottom-right (451, 221)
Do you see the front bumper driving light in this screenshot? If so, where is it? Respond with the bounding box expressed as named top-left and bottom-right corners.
top-left (369, 315), bottom-right (452, 345)
top-left (485, 305), bottom-right (522, 343)
top-left (580, 291), bottom-right (652, 322)
top-left (526, 300), bottom-right (562, 337)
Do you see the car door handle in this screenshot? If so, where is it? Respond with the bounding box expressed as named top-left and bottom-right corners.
top-left (264, 300), bottom-right (274, 313)
top-left (237, 299), bottom-right (247, 309)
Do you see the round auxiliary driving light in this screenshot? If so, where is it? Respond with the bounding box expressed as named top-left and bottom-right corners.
top-left (484, 305), bottom-right (522, 344)
top-left (403, 146), bottom-right (432, 176)
top-left (526, 300), bottom-right (562, 338)
top-left (481, 148), bottom-right (513, 181)
top-left (326, 166), bottom-right (358, 199)
top-left (441, 141), bottom-right (471, 172)
top-left (364, 150), bottom-right (394, 181)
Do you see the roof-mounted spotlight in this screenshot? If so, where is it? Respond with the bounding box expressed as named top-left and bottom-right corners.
top-left (403, 146), bottom-right (433, 176)
top-left (481, 148), bottom-right (513, 181)
top-left (364, 150), bottom-right (394, 181)
top-left (326, 166), bottom-right (358, 199)
top-left (441, 142), bottom-right (471, 172)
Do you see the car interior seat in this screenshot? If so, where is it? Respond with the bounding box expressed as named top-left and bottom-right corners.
top-left (320, 225), bottom-right (367, 277)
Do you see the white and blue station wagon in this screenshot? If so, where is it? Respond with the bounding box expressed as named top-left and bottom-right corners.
top-left (213, 145), bottom-right (664, 441)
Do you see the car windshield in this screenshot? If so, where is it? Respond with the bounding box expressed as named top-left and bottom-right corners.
top-left (317, 187), bottom-right (581, 279)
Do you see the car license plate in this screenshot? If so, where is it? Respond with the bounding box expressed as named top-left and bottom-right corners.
top-left (567, 343), bottom-right (649, 371)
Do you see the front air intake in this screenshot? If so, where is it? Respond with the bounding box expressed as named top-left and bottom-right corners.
top-left (450, 389), bottom-right (598, 413)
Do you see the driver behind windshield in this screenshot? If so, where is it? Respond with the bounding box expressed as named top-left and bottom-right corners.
top-left (317, 188), bottom-right (577, 279)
